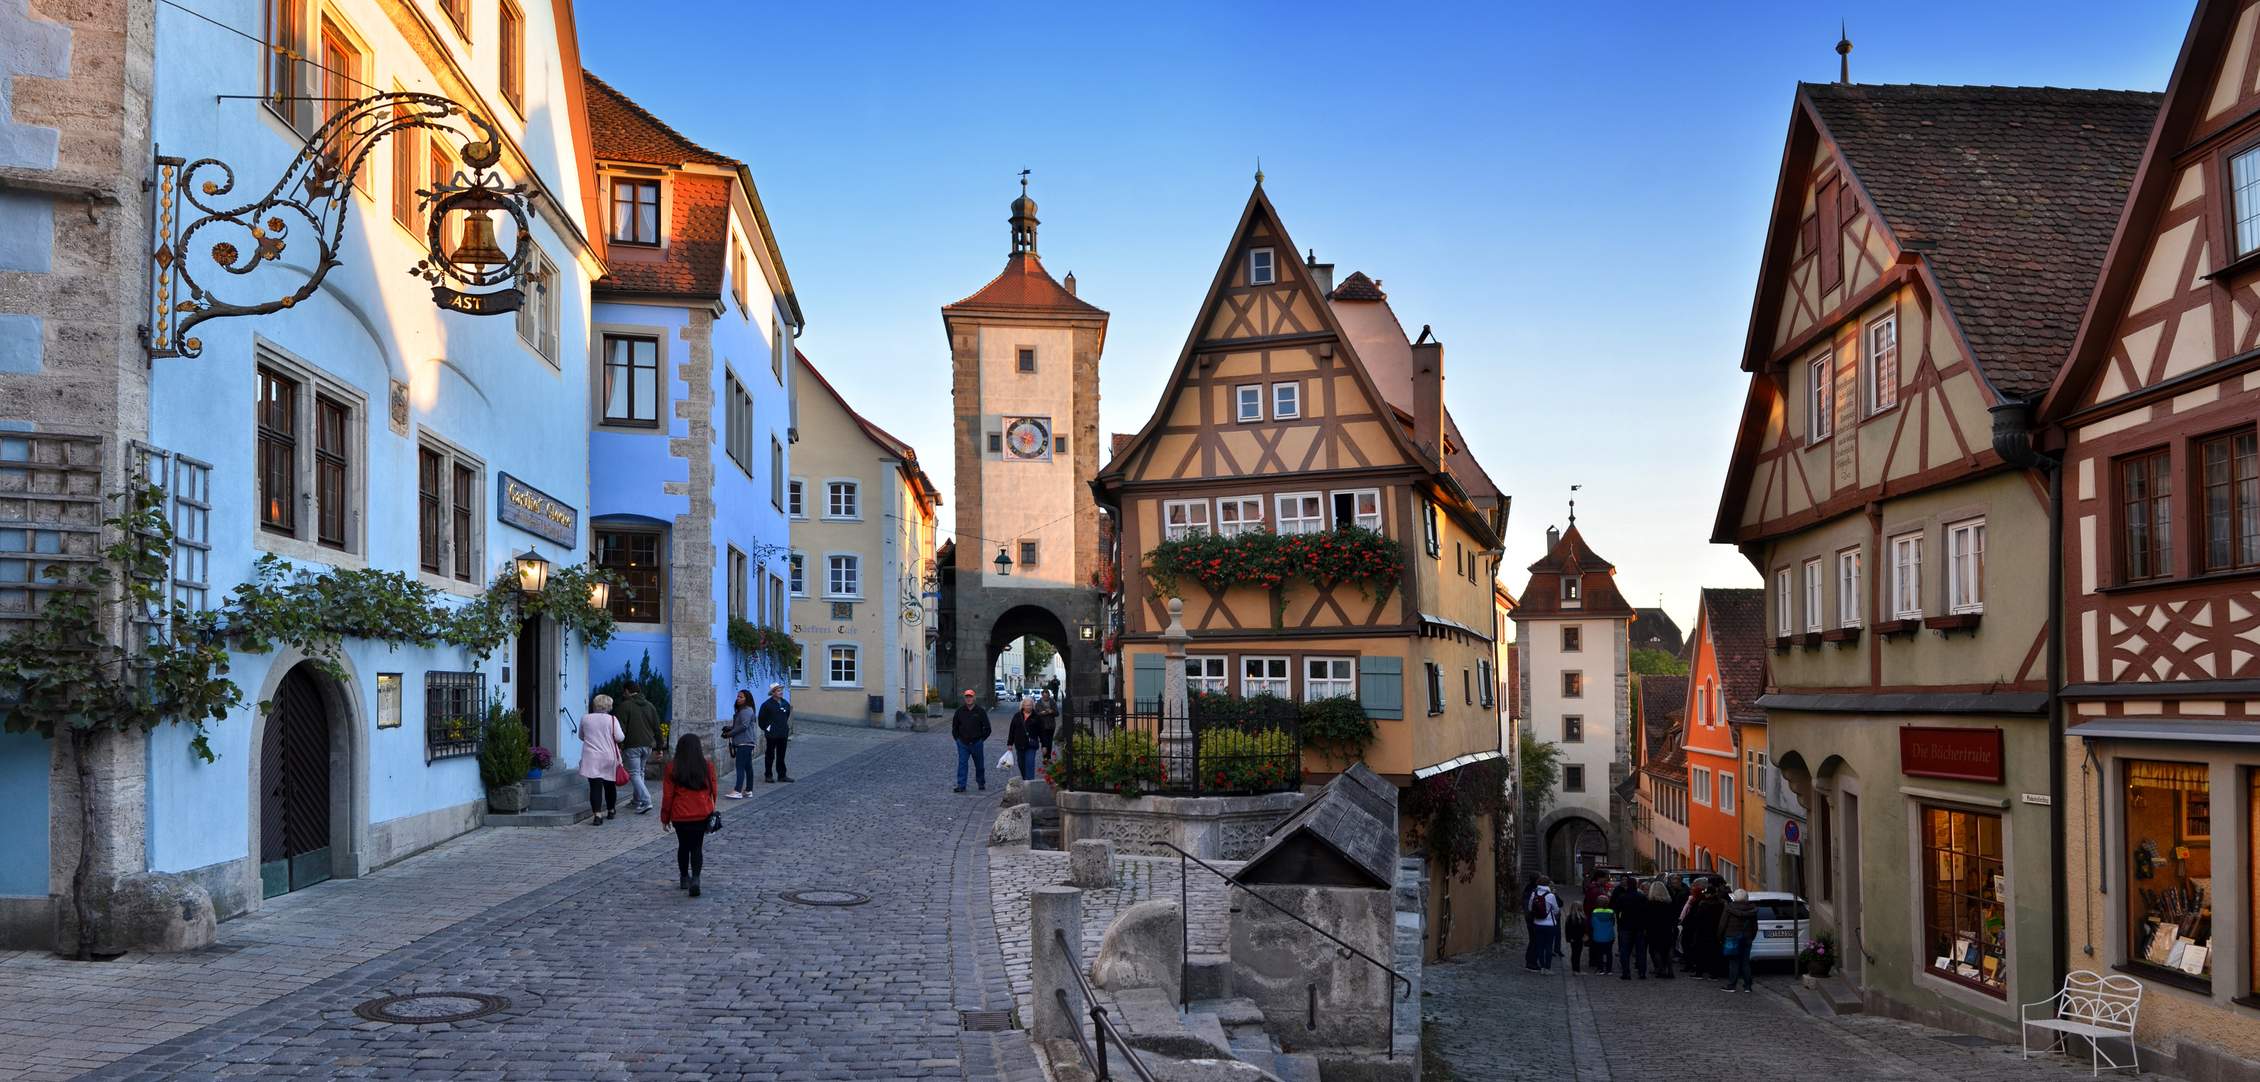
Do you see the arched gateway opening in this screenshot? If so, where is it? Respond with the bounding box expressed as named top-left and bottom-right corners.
top-left (1542, 813), bottom-right (1612, 885)
top-left (984, 604), bottom-right (1072, 703)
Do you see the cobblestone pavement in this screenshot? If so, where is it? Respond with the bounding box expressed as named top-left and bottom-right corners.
top-left (3, 722), bottom-right (1045, 1082)
top-left (986, 846), bottom-right (1235, 1022)
top-left (1423, 930), bottom-right (2187, 1082)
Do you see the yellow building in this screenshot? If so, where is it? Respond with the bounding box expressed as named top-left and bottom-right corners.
top-left (787, 354), bottom-right (941, 725)
top-left (1095, 182), bottom-right (1510, 958)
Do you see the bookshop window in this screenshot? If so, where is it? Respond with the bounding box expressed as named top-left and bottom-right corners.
top-left (1921, 805), bottom-right (2008, 997)
top-left (2124, 760), bottom-right (2211, 986)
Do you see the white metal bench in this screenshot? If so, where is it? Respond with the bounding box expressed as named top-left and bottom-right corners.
top-left (2021, 970), bottom-right (2143, 1075)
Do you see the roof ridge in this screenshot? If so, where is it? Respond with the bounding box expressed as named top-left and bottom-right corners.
top-left (1800, 81), bottom-right (2163, 98)
top-left (583, 71), bottom-right (738, 166)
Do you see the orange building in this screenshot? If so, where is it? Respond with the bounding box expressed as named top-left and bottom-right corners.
top-left (1681, 588), bottom-right (1767, 884)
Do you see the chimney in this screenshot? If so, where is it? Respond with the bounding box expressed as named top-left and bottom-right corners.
top-left (1546, 525), bottom-right (1561, 550)
top-left (1410, 325), bottom-right (1443, 462)
top-left (1064, 271), bottom-right (1077, 296)
top-left (1305, 249), bottom-right (1334, 295)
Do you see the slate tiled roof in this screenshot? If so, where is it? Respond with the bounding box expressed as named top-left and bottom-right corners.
top-left (584, 73), bottom-right (736, 167)
top-left (1699, 587), bottom-right (1768, 723)
top-left (943, 251), bottom-right (1108, 316)
top-left (584, 72), bottom-right (735, 300)
top-left (1803, 83), bottom-right (2160, 397)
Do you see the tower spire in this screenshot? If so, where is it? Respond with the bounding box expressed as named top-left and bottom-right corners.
top-left (1569, 483), bottom-right (1582, 528)
top-left (1836, 22), bottom-right (1853, 84)
top-left (1009, 170), bottom-right (1039, 255)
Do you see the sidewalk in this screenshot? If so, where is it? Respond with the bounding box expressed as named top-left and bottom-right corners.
top-left (0, 719), bottom-right (907, 1082)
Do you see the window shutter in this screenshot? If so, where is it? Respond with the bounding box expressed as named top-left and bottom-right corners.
top-left (1132, 653), bottom-right (1165, 711)
top-left (1817, 175), bottom-right (1844, 293)
top-left (1359, 656), bottom-right (1402, 720)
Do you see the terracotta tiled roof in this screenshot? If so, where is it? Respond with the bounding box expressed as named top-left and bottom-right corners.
top-left (1630, 608), bottom-right (1685, 656)
top-left (1699, 587), bottom-right (1768, 724)
top-left (1514, 525), bottom-right (1635, 619)
top-left (1111, 432), bottom-right (1136, 458)
top-left (593, 172), bottom-right (730, 298)
top-left (583, 73), bottom-right (737, 167)
top-left (943, 251), bottom-right (1107, 316)
top-left (1328, 271), bottom-right (1387, 302)
top-left (1803, 83), bottom-right (2160, 397)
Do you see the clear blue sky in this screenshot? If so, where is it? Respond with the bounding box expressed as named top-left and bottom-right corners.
top-left (576, 1), bottom-right (2188, 632)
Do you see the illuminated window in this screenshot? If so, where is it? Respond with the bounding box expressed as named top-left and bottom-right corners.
top-left (594, 528), bottom-right (662, 623)
top-left (1922, 805), bottom-right (2008, 996)
top-left (826, 644), bottom-right (860, 687)
top-left (2124, 760), bottom-right (2210, 986)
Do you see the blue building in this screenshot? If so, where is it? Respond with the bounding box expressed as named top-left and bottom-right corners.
top-left (582, 75), bottom-right (801, 742)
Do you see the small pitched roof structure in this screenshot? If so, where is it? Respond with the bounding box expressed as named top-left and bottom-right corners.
top-left (1630, 608), bottom-right (1685, 656)
top-left (944, 251), bottom-right (1108, 318)
top-left (1513, 524), bottom-right (1635, 619)
top-left (1697, 587), bottom-right (1768, 724)
top-left (1238, 762), bottom-right (1399, 890)
top-left (584, 72), bottom-right (736, 167)
top-left (799, 351), bottom-right (941, 510)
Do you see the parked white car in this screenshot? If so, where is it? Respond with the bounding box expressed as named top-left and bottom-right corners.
top-left (1748, 892), bottom-right (1812, 962)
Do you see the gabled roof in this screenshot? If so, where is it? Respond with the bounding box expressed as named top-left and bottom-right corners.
top-left (1513, 524), bottom-right (1635, 619)
top-left (2042, 0), bottom-right (2236, 421)
top-left (943, 251), bottom-right (1108, 319)
top-left (1799, 83), bottom-right (2159, 398)
top-left (1525, 524), bottom-right (1614, 574)
top-left (799, 351), bottom-right (941, 509)
top-left (1328, 271), bottom-right (1387, 302)
top-left (1637, 674), bottom-right (1689, 754)
top-left (1630, 608), bottom-right (1685, 656)
top-left (584, 73), bottom-right (737, 167)
top-left (1698, 587), bottom-right (1768, 724)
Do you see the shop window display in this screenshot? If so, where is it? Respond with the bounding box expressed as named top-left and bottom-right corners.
top-left (1920, 805), bottom-right (2008, 995)
top-left (2124, 760), bottom-right (2212, 985)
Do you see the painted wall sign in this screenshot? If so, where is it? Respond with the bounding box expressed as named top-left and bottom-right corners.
top-left (498, 472), bottom-right (576, 546)
top-left (1898, 725), bottom-right (2005, 784)
top-left (432, 285), bottom-right (523, 316)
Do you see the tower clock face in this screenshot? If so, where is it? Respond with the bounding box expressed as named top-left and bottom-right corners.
top-left (1004, 416), bottom-right (1052, 461)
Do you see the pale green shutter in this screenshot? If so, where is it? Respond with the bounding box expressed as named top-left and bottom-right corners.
top-left (1132, 653), bottom-right (1165, 711)
top-left (1358, 656), bottom-right (1403, 720)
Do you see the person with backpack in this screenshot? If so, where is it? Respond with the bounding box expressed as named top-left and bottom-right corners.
top-left (1587, 895), bottom-right (1617, 974)
top-left (659, 733), bottom-right (718, 897)
top-left (1644, 877), bottom-right (1679, 978)
top-left (1562, 903), bottom-right (1590, 974)
top-left (1523, 876), bottom-right (1561, 971)
top-left (1610, 875), bottom-right (1649, 979)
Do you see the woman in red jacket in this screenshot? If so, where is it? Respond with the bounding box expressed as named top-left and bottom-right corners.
top-left (661, 734), bottom-right (718, 896)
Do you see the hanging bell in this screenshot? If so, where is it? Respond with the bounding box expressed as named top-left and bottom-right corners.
top-left (447, 209), bottom-right (509, 270)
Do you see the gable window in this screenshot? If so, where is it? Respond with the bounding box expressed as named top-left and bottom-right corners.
top-left (825, 553), bottom-right (861, 598)
top-left (1774, 567), bottom-right (1792, 634)
top-left (2234, 146), bottom-right (2260, 257)
top-left (1564, 764), bottom-right (1585, 793)
top-left (1331, 489), bottom-right (1381, 530)
top-left (1275, 492), bottom-right (1323, 535)
top-left (1802, 557), bottom-right (1823, 633)
top-left (600, 335), bottom-right (660, 427)
top-left (415, 441), bottom-right (480, 583)
top-left (1816, 173), bottom-right (1846, 292)
top-left (516, 247), bottom-right (559, 363)
top-left (1425, 662), bottom-right (1445, 716)
top-left (1865, 314), bottom-right (1898, 414)
top-left (1185, 656), bottom-right (1229, 694)
top-left (1837, 548), bottom-right (1862, 627)
top-left (1561, 575), bottom-right (1580, 606)
top-left (825, 481), bottom-right (860, 520)
top-left (788, 551), bottom-right (806, 596)
top-left (1017, 348), bottom-right (1036, 373)
top-left (1891, 534), bottom-right (1924, 619)
top-left (2120, 448), bottom-right (2173, 581)
top-left (1808, 352), bottom-right (1834, 442)
top-left (1562, 625), bottom-right (1582, 652)
top-left (787, 479), bottom-right (806, 518)
top-left (1305, 657), bottom-right (1354, 700)
top-left (594, 527), bottom-right (662, 623)
top-left (498, 0), bottom-right (524, 113)
top-left (1241, 656), bottom-right (1290, 698)
top-left (2199, 429), bottom-right (2258, 572)
top-left (1018, 540), bottom-right (1039, 569)
top-left (1946, 519), bottom-right (1986, 614)
top-left (1163, 499), bottom-right (1210, 540)
top-left (1216, 496), bottom-right (1263, 538)
top-left (724, 370), bottom-right (754, 473)
top-left (610, 178), bottom-right (660, 246)
top-left (1271, 381), bottom-right (1301, 420)
top-left (1236, 385), bottom-right (1263, 423)
top-left (826, 644), bottom-right (860, 688)
top-left (1248, 247), bottom-right (1276, 286)
top-left (1562, 671), bottom-right (1583, 698)
top-left (255, 358), bottom-right (360, 553)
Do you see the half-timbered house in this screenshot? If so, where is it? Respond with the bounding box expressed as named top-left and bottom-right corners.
top-left (1094, 182), bottom-right (1508, 959)
top-left (2035, 2), bottom-right (2260, 1070)
top-left (1714, 80), bottom-right (2155, 1032)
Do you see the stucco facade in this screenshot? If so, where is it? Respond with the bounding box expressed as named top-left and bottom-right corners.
top-left (1512, 525), bottom-right (1635, 882)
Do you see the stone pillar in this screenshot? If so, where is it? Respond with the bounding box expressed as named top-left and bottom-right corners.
top-left (1160, 598), bottom-right (1191, 783)
top-left (1030, 885), bottom-right (1084, 1042)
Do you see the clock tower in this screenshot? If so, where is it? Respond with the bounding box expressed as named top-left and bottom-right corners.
top-left (939, 181), bottom-right (1109, 702)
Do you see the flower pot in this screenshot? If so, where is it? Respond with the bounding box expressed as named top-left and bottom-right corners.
top-left (526, 767), bottom-right (544, 780)
top-left (487, 782), bottom-right (528, 814)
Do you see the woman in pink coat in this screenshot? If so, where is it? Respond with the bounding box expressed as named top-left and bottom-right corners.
top-left (579, 694), bottom-right (626, 824)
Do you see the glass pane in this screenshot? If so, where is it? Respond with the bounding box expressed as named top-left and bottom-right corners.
top-left (2125, 760), bottom-right (2212, 983)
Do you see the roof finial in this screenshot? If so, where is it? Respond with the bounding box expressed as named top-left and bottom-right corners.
top-left (1569, 483), bottom-right (1581, 527)
top-left (1009, 169), bottom-right (1038, 255)
top-left (1836, 21), bottom-right (1853, 84)
top-left (1254, 157), bottom-right (1264, 186)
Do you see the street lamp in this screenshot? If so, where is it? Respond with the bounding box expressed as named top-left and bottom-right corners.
top-left (513, 549), bottom-right (550, 595)
top-left (994, 547), bottom-right (1013, 577)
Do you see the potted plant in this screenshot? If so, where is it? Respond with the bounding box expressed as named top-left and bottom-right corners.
top-left (479, 705), bottom-right (533, 814)
top-left (1798, 931), bottom-right (1839, 980)
top-left (528, 745), bottom-right (553, 779)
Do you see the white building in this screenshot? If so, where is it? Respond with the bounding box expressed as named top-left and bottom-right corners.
top-left (1512, 521), bottom-right (1636, 882)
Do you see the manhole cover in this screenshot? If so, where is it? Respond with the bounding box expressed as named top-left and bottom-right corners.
top-left (1931, 1034), bottom-right (1998, 1048)
top-left (780, 889), bottom-right (871, 907)
top-left (352, 992), bottom-right (512, 1025)
top-left (960, 1009), bottom-right (1014, 1032)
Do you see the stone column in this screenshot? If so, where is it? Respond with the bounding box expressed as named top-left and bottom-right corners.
top-left (1030, 885), bottom-right (1084, 1042)
top-left (1160, 598), bottom-right (1191, 783)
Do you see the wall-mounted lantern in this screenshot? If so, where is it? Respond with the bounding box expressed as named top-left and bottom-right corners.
top-left (513, 549), bottom-right (550, 596)
top-left (993, 547), bottom-right (1013, 577)
top-left (586, 578), bottom-right (611, 612)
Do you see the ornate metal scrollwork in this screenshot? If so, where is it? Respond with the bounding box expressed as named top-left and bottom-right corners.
top-left (148, 92), bottom-right (534, 359)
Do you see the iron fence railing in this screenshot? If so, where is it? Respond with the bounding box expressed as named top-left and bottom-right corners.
top-left (1053, 928), bottom-right (1158, 1082)
top-left (1055, 697), bottom-right (1300, 796)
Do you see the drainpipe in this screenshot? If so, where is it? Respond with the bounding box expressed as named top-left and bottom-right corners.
top-left (1989, 395), bottom-right (2065, 993)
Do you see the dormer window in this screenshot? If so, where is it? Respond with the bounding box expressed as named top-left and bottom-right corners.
top-left (610, 178), bottom-right (659, 246)
top-left (1561, 576), bottom-right (1582, 607)
top-left (1248, 247), bottom-right (1276, 285)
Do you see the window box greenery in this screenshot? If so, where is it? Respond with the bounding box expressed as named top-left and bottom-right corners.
top-left (1143, 525), bottom-right (1403, 600)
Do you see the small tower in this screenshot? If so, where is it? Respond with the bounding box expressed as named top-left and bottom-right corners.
top-left (1010, 172), bottom-right (1038, 254)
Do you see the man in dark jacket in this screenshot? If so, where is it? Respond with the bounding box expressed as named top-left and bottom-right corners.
top-left (615, 681), bottom-right (661, 813)
top-left (1033, 691), bottom-right (1059, 763)
top-left (757, 683), bottom-right (793, 783)
top-left (1609, 876), bottom-right (1648, 979)
top-left (950, 689), bottom-right (992, 793)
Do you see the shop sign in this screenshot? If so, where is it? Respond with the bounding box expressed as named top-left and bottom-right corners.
top-left (1899, 725), bottom-right (2004, 784)
top-left (498, 472), bottom-right (577, 546)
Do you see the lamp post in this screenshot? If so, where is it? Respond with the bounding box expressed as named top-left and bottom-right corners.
top-left (513, 549), bottom-right (550, 596)
top-left (993, 547), bottom-right (1013, 577)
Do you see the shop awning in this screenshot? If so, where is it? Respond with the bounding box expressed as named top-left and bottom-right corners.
top-left (2069, 719), bottom-right (2260, 744)
top-left (1412, 749), bottom-right (1503, 780)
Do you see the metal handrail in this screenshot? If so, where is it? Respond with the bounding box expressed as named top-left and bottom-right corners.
top-left (1053, 929), bottom-right (1158, 1082)
top-left (1160, 841), bottom-right (1411, 1059)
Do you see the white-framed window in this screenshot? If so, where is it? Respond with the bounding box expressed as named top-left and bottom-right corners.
top-left (825, 643), bottom-right (860, 688)
top-left (1186, 656), bottom-right (1229, 694)
top-left (1275, 492), bottom-right (1323, 535)
top-left (1720, 773), bottom-right (1736, 814)
top-left (2234, 145), bottom-right (2260, 256)
top-left (788, 478), bottom-right (806, 518)
top-left (788, 551), bottom-right (806, 596)
top-left (825, 480), bottom-right (860, 520)
top-left (1271, 381), bottom-right (1301, 420)
top-left (1241, 655), bottom-right (1290, 698)
top-left (1692, 766), bottom-right (1713, 806)
top-left (1330, 489), bottom-right (1382, 530)
top-left (825, 553), bottom-right (861, 599)
top-left (787, 641), bottom-right (806, 686)
top-left (168, 454), bottom-right (212, 610)
top-left (1696, 681), bottom-right (1709, 727)
top-left (1248, 247), bottom-right (1276, 285)
top-left (1947, 518), bottom-right (1986, 614)
top-left (1163, 499), bottom-right (1210, 540)
top-left (1775, 567), bottom-right (1793, 635)
top-left (255, 352), bottom-right (364, 555)
top-left (1808, 351), bottom-right (1834, 442)
top-left (1836, 548), bottom-right (1862, 628)
top-left (1236, 385), bottom-right (1263, 422)
top-left (414, 436), bottom-right (483, 584)
top-left (1865, 313), bottom-right (1898, 414)
top-left (1216, 495), bottom-right (1264, 538)
top-left (1891, 532), bottom-right (1924, 618)
top-left (1802, 557), bottom-right (1823, 633)
top-left (515, 246), bottom-right (559, 363)
top-left (1304, 657), bottom-right (1354, 700)
top-left (1423, 501), bottom-right (1441, 557)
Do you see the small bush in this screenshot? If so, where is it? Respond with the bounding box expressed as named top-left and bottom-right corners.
top-left (478, 703), bottom-right (532, 789)
top-left (1299, 696), bottom-right (1374, 757)
top-left (1056, 729), bottom-right (1170, 796)
top-left (1197, 727), bottom-right (1297, 792)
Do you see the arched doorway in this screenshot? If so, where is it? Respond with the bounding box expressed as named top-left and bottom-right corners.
top-left (258, 663), bottom-right (350, 899)
top-left (1542, 813), bottom-right (1611, 884)
top-left (984, 605), bottom-right (1073, 705)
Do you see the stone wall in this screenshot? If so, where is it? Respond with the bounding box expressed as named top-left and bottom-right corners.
top-left (667, 309), bottom-right (719, 730)
top-left (1055, 789), bottom-right (1304, 861)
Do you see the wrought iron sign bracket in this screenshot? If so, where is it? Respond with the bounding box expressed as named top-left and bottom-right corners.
top-left (148, 91), bottom-right (537, 359)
